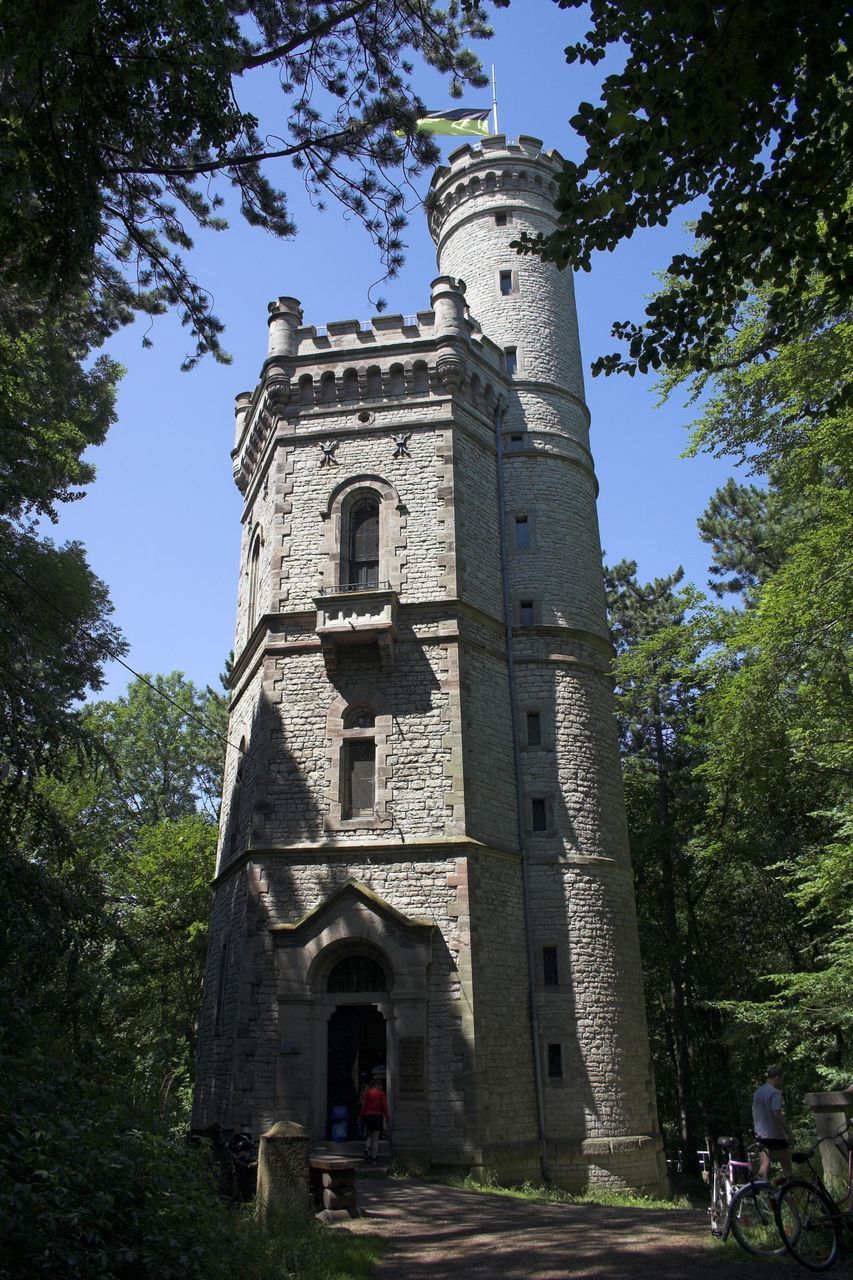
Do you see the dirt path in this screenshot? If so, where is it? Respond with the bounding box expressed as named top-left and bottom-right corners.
top-left (339, 1176), bottom-right (853, 1279)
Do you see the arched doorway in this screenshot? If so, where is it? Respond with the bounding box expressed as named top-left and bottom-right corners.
top-left (325, 954), bottom-right (388, 1140)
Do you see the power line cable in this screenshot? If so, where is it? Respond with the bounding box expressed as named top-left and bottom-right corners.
top-left (0, 550), bottom-right (262, 770)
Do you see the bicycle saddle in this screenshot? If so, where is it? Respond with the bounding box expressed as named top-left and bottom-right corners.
top-left (717, 1136), bottom-right (739, 1151)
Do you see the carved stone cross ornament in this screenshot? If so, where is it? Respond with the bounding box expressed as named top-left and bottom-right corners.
top-left (318, 440), bottom-right (339, 467)
top-left (391, 432), bottom-right (411, 459)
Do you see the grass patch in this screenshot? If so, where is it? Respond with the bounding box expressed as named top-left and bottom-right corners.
top-left (431, 1170), bottom-right (690, 1211)
top-left (235, 1209), bottom-right (385, 1280)
top-left (704, 1232), bottom-right (793, 1270)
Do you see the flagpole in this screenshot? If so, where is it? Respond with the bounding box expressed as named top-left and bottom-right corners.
top-left (491, 64), bottom-right (499, 134)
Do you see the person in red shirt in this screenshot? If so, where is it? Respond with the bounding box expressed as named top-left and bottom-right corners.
top-left (359, 1077), bottom-right (389, 1163)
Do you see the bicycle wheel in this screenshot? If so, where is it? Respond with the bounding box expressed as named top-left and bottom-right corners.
top-left (774, 1180), bottom-right (841, 1271)
top-left (729, 1181), bottom-right (786, 1256)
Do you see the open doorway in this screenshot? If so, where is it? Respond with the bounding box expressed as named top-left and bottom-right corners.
top-left (326, 1004), bottom-right (386, 1140)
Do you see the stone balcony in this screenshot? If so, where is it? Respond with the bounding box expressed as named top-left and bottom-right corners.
top-left (314, 584), bottom-right (398, 673)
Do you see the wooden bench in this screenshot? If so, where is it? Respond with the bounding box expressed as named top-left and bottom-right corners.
top-left (309, 1155), bottom-right (359, 1216)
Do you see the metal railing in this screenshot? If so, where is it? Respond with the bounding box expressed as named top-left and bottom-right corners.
top-left (316, 581), bottom-right (393, 596)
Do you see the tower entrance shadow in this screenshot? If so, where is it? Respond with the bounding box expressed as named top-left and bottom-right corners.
top-left (327, 1004), bottom-right (386, 1141)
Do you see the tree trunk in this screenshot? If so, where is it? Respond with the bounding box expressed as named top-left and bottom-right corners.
top-left (653, 703), bottom-right (701, 1175)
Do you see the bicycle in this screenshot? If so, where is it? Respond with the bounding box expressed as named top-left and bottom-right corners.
top-left (708, 1135), bottom-right (788, 1257)
top-left (773, 1119), bottom-right (853, 1270)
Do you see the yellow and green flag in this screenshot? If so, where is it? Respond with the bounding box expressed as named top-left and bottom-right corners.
top-left (414, 108), bottom-right (491, 137)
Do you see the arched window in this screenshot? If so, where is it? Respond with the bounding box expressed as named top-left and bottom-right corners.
top-left (346, 496), bottom-right (379, 589)
top-left (320, 372), bottom-right (336, 404)
top-left (319, 474), bottom-right (403, 598)
top-left (327, 955), bottom-right (387, 992)
top-left (247, 533), bottom-right (262, 633)
top-left (342, 369), bottom-right (359, 402)
top-left (340, 706), bottom-right (376, 819)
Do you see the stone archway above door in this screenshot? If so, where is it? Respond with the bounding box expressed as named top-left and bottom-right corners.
top-left (270, 880), bottom-right (435, 1000)
top-left (270, 880), bottom-right (436, 1157)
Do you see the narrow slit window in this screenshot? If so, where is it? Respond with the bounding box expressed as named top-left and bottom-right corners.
top-left (543, 947), bottom-right (559, 986)
top-left (228, 749), bottom-right (245, 859)
top-left (526, 711), bottom-right (542, 747)
top-left (519, 600), bottom-right (535, 626)
top-left (547, 1043), bottom-right (563, 1078)
top-left (515, 516), bottom-right (530, 549)
top-left (214, 942), bottom-right (229, 1035)
top-left (531, 797), bottom-right (547, 831)
top-left (504, 346), bottom-right (518, 376)
top-left (499, 270), bottom-right (513, 296)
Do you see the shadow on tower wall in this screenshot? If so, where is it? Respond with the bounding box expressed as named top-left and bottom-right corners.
top-left (195, 642), bottom-right (478, 1166)
top-left (193, 681), bottom-right (320, 1133)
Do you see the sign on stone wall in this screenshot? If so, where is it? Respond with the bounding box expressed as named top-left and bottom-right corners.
top-left (399, 1037), bottom-right (426, 1094)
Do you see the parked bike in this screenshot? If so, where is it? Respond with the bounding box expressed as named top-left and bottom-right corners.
top-left (773, 1120), bottom-right (853, 1270)
top-left (708, 1135), bottom-right (788, 1257)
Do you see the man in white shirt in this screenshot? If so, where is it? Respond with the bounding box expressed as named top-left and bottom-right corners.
top-left (752, 1064), bottom-right (792, 1178)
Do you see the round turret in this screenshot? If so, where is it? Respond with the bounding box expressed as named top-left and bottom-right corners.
top-left (428, 136), bottom-right (584, 402)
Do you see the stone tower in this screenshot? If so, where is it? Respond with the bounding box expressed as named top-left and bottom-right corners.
top-left (193, 136), bottom-right (667, 1192)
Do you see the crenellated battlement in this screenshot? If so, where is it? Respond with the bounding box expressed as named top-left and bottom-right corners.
top-left (230, 277), bottom-right (510, 493)
top-left (294, 311), bottom-right (435, 350)
top-left (427, 135), bottom-right (564, 241)
top-left (230, 319), bottom-right (507, 495)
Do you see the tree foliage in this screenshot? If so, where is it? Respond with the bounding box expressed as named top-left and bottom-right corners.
top-left (605, 244), bottom-right (853, 1155)
top-left (0, 1054), bottom-right (235, 1280)
top-left (526, 0), bottom-right (852, 381)
top-left (606, 560), bottom-right (719, 1162)
top-left (0, 284), bottom-right (123, 524)
top-left (683, 282), bottom-right (853, 1079)
top-left (619, 268), bottom-right (852, 1154)
top-left (694, 478), bottom-right (790, 605)
top-left (0, 528), bottom-right (123, 790)
top-left (1, 0), bottom-right (502, 366)
top-left (1, 671), bottom-right (226, 1111)
top-left (82, 671), bottom-right (229, 837)
top-left (0, 1037), bottom-right (381, 1280)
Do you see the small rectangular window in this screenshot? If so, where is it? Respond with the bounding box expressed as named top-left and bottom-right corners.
top-left (547, 1043), bottom-right (563, 1078)
top-left (509, 434), bottom-right (524, 451)
top-left (519, 600), bottom-right (535, 626)
top-left (515, 516), bottom-right (530, 549)
top-left (526, 711), bottom-right (542, 747)
top-left (495, 212), bottom-right (509, 226)
top-left (504, 346), bottom-right (518, 376)
top-left (531, 797), bottom-right (547, 831)
top-left (543, 947), bottom-right (559, 986)
top-left (499, 270), bottom-right (513, 296)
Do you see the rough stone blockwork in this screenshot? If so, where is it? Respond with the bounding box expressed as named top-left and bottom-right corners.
top-left (193, 136), bottom-right (667, 1194)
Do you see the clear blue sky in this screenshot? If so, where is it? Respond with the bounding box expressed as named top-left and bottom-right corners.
top-left (54, 1), bottom-right (735, 699)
